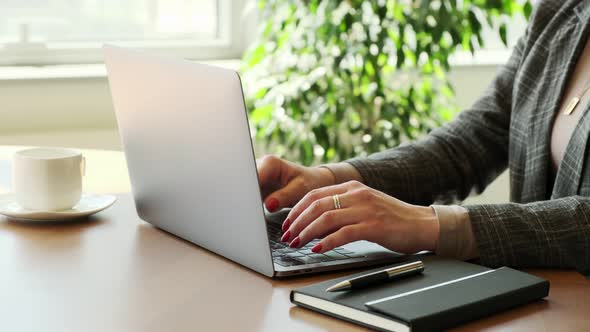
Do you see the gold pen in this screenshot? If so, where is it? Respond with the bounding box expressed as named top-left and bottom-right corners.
top-left (326, 260), bottom-right (425, 292)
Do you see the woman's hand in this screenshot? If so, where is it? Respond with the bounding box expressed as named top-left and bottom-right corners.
top-left (280, 180), bottom-right (439, 254)
top-left (257, 155), bottom-right (335, 212)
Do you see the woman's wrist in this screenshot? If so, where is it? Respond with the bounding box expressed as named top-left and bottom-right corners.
top-left (431, 205), bottom-right (479, 260)
top-left (316, 166), bottom-right (336, 187)
top-left (317, 162), bottom-right (363, 184)
top-left (414, 205), bottom-right (440, 252)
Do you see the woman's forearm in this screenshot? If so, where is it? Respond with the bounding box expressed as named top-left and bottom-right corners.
top-left (467, 196), bottom-right (590, 273)
top-left (319, 162), bottom-right (364, 184)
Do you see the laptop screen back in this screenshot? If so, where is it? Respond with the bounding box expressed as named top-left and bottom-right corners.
top-left (104, 46), bottom-right (274, 277)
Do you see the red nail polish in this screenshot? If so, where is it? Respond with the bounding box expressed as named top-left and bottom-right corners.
top-left (311, 243), bottom-right (323, 253)
top-left (289, 237), bottom-right (300, 248)
top-left (282, 218), bottom-right (291, 232)
top-left (266, 197), bottom-right (279, 212)
top-left (281, 230), bottom-right (291, 242)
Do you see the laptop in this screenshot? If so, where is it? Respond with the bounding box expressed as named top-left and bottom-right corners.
top-left (103, 45), bottom-right (403, 277)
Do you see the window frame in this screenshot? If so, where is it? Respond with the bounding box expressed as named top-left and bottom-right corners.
top-left (0, 0), bottom-right (250, 66)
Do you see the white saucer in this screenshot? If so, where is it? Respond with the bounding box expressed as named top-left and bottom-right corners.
top-left (0, 193), bottom-right (116, 222)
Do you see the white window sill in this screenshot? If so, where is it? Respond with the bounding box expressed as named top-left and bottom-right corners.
top-left (449, 49), bottom-right (511, 67)
top-left (0, 64), bottom-right (108, 80)
top-left (0, 49), bottom-right (510, 82)
top-left (0, 59), bottom-right (242, 81)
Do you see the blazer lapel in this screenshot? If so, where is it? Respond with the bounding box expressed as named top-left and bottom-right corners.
top-left (551, 4), bottom-right (590, 198)
top-left (552, 104), bottom-right (590, 198)
top-left (524, 5), bottom-right (590, 201)
top-left (522, 25), bottom-right (584, 201)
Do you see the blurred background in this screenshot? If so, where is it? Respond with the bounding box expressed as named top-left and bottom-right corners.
top-left (0, 0), bottom-right (533, 203)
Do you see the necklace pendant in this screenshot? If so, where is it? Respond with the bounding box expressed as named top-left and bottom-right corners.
top-left (564, 97), bottom-right (581, 115)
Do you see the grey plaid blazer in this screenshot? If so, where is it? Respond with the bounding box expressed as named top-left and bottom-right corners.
top-left (347, 0), bottom-right (590, 274)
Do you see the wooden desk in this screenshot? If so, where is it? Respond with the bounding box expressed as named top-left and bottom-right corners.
top-left (0, 146), bottom-right (588, 332)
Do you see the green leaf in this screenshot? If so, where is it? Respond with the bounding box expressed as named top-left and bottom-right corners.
top-left (523, 1), bottom-right (533, 19)
top-left (254, 88), bottom-right (268, 100)
top-left (396, 47), bottom-right (405, 68)
top-left (326, 147), bottom-right (335, 160)
top-left (277, 31), bottom-right (291, 48)
top-left (257, 0), bottom-right (266, 10)
top-left (246, 44), bottom-right (267, 67)
top-left (377, 53), bottom-right (387, 66)
top-left (309, 0), bottom-right (319, 14)
top-left (299, 142), bottom-right (314, 166)
top-left (441, 85), bottom-right (454, 98)
top-left (250, 105), bottom-right (273, 122)
top-left (468, 10), bottom-right (482, 33)
top-left (499, 23), bottom-right (508, 47)
top-left (364, 61), bottom-right (375, 77)
top-left (313, 125), bottom-right (330, 146)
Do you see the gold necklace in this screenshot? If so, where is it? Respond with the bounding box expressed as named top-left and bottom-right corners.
top-left (564, 79), bottom-right (590, 115)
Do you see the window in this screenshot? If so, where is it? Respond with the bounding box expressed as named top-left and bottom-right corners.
top-left (481, 16), bottom-right (528, 50)
top-left (449, 17), bottom-right (528, 66)
top-left (0, 0), bottom-right (249, 66)
top-left (451, 2), bottom-right (537, 66)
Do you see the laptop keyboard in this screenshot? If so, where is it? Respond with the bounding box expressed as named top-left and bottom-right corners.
top-left (267, 221), bottom-right (366, 267)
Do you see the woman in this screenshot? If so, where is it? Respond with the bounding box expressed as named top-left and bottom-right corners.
top-left (257, 0), bottom-right (590, 274)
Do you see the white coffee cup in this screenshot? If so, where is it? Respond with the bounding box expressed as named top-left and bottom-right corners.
top-left (13, 148), bottom-right (85, 211)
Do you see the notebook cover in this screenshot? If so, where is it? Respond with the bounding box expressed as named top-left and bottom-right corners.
top-left (366, 267), bottom-right (550, 332)
top-left (290, 257), bottom-right (491, 331)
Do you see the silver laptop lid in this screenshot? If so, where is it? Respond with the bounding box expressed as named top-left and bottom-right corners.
top-left (104, 45), bottom-right (274, 277)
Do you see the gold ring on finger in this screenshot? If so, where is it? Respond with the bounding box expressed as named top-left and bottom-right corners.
top-left (332, 194), bottom-right (341, 210)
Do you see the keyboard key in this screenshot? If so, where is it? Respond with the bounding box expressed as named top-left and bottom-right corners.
top-left (277, 248), bottom-right (293, 254)
top-left (267, 221), bottom-right (282, 230)
top-left (273, 257), bottom-right (302, 267)
top-left (297, 249), bottom-right (314, 255)
top-left (333, 248), bottom-right (354, 255)
top-left (268, 232), bottom-right (283, 241)
top-left (322, 251), bottom-right (349, 260)
top-left (304, 239), bottom-right (320, 247)
top-left (294, 255), bottom-right (321, 264)
top-left (307, 254), bottom-right (332, 262)
top-left (285, 252), bottom-right (305, 258)
top-left (270, 242), bottom-right (283, 249)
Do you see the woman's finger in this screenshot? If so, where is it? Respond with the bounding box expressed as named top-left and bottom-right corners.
top-left (313, 224), bottom-right (368, 253)
top-left (284, 191), bottom-right (356, 244)
top-left (284, 182), bottom-right (351, 230)
top-left (264, 177), bottom-right (305, 212)
top-left (297, 206), bottom-right (372, 249)
top-left (256, 155), bottom-right (283, 198)
top-left (282, 195), bottom-right (333, 244)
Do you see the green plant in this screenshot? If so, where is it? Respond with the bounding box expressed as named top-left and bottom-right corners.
top-left (242, 0), bottom-right (532, 165)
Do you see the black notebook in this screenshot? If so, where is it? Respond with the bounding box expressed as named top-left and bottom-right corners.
top-left (290, 257), bottom-right (549, 332)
